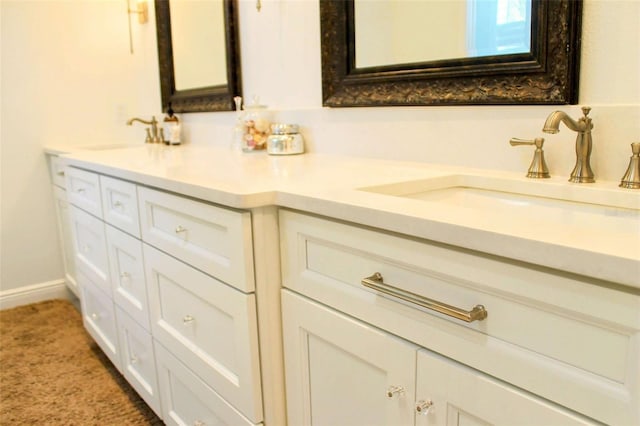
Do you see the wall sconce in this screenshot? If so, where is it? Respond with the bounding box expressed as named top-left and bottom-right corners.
top-left (128, 0), bottom-right (148, 24)
top-left (127, 0), bottom-right (147, 54)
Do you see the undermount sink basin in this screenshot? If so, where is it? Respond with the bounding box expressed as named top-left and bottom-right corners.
top-left (359, 174), bottom-right (640, 223)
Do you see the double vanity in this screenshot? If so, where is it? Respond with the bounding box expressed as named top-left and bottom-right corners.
top-left (46, 144), bottom-right (639, 426)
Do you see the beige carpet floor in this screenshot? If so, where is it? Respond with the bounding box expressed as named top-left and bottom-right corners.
top-left (0, 299), bottom-right (163, 425)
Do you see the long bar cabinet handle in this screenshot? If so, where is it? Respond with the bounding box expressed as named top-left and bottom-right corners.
top-left (361, 272), bottom-right (487, 323)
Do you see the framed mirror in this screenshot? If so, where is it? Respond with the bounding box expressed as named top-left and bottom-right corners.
top-left (320, 0), bottom-right (582, 107)
top-left (155, 0), bottom-right (242, 112)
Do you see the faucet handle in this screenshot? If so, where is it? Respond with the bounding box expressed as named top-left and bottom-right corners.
top-left (510, 137), bottom-right (550, 179)
top-left (619, 142), bottom-right (640, 189)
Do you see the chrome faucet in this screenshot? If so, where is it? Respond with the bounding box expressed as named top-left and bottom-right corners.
top-left (126, 116), bottom-right (161, 143)
top-left (542, 106), bottom-right (595, 183)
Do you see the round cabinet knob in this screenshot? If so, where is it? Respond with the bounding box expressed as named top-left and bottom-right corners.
top-left (183, 315), bottom-right (195, 325)
top-left (113, 201), bottom-right (123, 208)
top-left (386, 385), bottom-right (405, 399)
top-left (175, 225), bottom-right (187, 234)
top-left (91, 313), bottom-right (99, 321)
top-left (120, 272), bottom-right (130, 280)
top-left (193, 420), bottom-right (205, 426)
top-left (415, 399), bottom-right (434, 415)
top-left (130, 355), bottom-right (139, 364)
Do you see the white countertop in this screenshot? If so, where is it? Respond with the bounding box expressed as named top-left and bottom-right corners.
top-left (51, 144), bottom-right (640, 289)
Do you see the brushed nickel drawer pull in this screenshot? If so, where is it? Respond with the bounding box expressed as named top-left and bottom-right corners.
top-left (361, 272), bottom-right (487, 323)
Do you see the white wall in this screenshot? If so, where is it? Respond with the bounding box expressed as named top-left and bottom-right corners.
top-left (1, 0), bottom-right (639, 292)
top-left (1, 0), bottom-right (159, 292)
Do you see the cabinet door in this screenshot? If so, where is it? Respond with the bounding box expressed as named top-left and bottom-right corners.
top-left (415, 349), bottom-right (597, 426)
top-left (70, 206), bottom-right (110, 294)
top-left (107, 225), bottom-right (150, 330)
top-left (79, 271), bottom-right (120, 372)
top-left (282, 290), bottom-right (418, 426)
top-left (52, 186), bottom-right (78, 296)
top-left (116, 306), bottom-right (162, 417)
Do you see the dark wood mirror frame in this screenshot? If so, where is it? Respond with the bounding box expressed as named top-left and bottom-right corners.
top-left (155, 0), bottom-right (242, 112)
top-left (320, 0), bottom-right (582, 107)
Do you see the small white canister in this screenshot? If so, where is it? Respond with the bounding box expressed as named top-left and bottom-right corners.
top-left (267, 124), bottom-right (305, 155)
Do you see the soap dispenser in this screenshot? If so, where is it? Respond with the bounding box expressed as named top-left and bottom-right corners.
top-left (163, 106), bottom-right (181, 145)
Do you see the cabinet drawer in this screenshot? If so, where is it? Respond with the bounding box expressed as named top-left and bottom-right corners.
top-left (280, 210), bottom-right (640, 425)
top-left (116, 307), bottom-right (162, 417)
top-left (107, 225), bottom-right (149, 330)
top-left (145, 244), bottom-right (263, 423)
top-left (155, 342), bottom-right (260, 426)
top-left (79, 271), bottom-right (120, 372)
top-left (66, 167), bottom-right (102, 218)
top-left (101, 175), bottom-right (140, 238)
top-left (48, 155), bottom-right (67, 189)
top-left (70, 205), bottom-right (110, 293)
top-left (138, 186), bottom-right (255, 292)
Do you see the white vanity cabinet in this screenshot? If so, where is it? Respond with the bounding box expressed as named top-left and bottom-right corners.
top-left (139, 187), bottom-right (264, 425)
top-left (65, 168), bottom-right (162, 417)
top-left (47, 154), bottom-right (77, 296)
top-left (65, 166), bottom-right (265, 425)
top-left (280, 209), bottom-right (640, 426)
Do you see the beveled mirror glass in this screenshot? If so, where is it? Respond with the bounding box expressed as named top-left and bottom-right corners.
top-left (155, 0), bottom-right (242, 112)
top-left (321, 0), bottom-right (582, 107)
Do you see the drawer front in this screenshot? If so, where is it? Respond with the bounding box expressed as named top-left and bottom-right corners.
top-left (79, 271), bottom-right (120, 372)
top-left (145, 244), bottom-right (263, 423)
top-left (107, 225), bottom-right (149, 330)
top-left (155, 342), bottom-right (259, 426)
top-left (280, 210), bottom-right (640, 425)
top-left (70, 205), bottom-right (110, 293)
top-left (66, 167), bottom-right (102, 218)
top-left (48, 155), bottom-right (67, 188)
top-left (101, 175), bottom-right (140, 238)
top-left (116, 307), bottom-right (162, 417)
top-left (138, 186), bottom-right (255, 292)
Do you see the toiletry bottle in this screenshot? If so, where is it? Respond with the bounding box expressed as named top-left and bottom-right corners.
top-left (163, 108), bottom-right (181, 145)
top-left (231, 96), bottom-right (244, 152)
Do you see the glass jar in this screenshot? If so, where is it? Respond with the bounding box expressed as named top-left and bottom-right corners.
top-left (267, 124), bottom-right (305, 155)
top-left (242, 102), bottom-right (271, 152)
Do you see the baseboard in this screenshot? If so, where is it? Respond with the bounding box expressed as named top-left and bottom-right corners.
top-left (0, 279), bottom-right (77, 310)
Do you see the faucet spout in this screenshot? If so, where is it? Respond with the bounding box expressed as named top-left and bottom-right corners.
top-left (126, 117), bottom-right (154, 126)
top-left (542, 107), bottom-right (595, 183)
top-left (542, 111), bottom-right (583, 134)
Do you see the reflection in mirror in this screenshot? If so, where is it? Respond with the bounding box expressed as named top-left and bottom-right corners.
top-left (155, 0), bottom-right (242, 112)
top-left (170, 0), bottom-right (227, 90)
top-left (321, 0), bottom-right (582, 107)
top-left (355, 0), bottom-right (532, 67)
